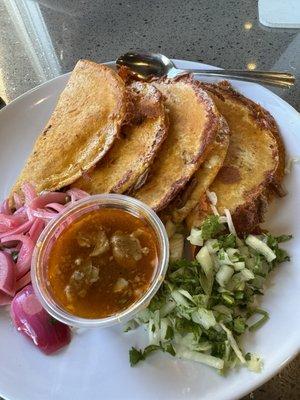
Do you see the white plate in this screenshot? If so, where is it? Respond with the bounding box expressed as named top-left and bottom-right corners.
top-left (0, 60), bottom-right (299, 400)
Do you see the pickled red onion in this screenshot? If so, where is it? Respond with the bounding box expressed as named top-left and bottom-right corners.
top-left (29, 219), bottom-right (45, 244)
top-left (0, 251), bottom-right (16, 297)
top-left (16, 271), bottom-right (31, 292)
top-left (0, 183), bottom-right (89, 354)
top-left (1, 235), bottom-right (34, 279)
top-left (0, 291), bottom-right (12, 306)
top-left (30, 192), bottom-right (69, 210)
top-left (13, 193), bottom-right (23, 210)
top-left (11, 285), bottom-right (71, 354)
top-left (0, 199), bottom-right (11, 215)
top-left (0, 220), bottom-right (34, 240)
top-left (66, 188), bottom-right (89, 202)
top-left (45, 203), bottom-right (65, 213)
top-left (31, 209), bottom-right (60, 220)
top-left (21, 182), bottom-right (37, 203)
top-left (0, 214), bottom-right (27, 232)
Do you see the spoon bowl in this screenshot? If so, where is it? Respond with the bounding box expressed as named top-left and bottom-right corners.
top-left (116, 52), bottom-right (173, 80)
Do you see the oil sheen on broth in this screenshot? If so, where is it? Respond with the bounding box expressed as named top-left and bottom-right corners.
top-left (48, 209), bottom-right (158, 318)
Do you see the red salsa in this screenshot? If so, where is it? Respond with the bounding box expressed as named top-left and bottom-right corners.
top-left (48, 208), bottom-right (158, 318)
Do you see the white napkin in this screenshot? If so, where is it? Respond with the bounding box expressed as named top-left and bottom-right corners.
top-left (259, 0), bottom-right (300, 28)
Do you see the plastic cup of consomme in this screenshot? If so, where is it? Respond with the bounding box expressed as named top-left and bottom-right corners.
top-left (31, 194), bottom-right (169, 328)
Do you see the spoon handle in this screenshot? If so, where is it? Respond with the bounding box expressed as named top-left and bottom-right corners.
top-left (184, 69), bottom-right (295, 88)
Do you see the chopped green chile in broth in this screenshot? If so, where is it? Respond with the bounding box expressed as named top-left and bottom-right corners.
top-left (48, 209), bottom-right (158, 318)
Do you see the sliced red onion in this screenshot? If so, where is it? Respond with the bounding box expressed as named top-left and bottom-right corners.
top-left (0, 214), bottom-right (27, 233)
top-left (16, 271), bottom-right (31, 292)
top-left (2, 242), bottom-right (22, 254)
top-left (1, 235), bottom-right (34, 279)
top-left (0, 220), bottom-right (34, 240)
top-left (22, 183), bottom-right (37, 203)
top-left (45, 203), bottom-right (65, 213)
top-left (0, 251), bottom-right (16, 297)
top-left (11, 285), bottom-right (71, 354)
top-left (13, 193), bottom-right (23, 210)
top-left (0, 291), bottom-right (12, 306)
top-left (31, 209), bottom-right (59, 220)
top-left (14, 206), bottom-right (28, 218)
top-left (66, 188), bottom-right (89, 202)
top-left (29, 219), bottom-right (45, 244)
top-left (0, 239), bottom-right (18, 248)
top-left (30, 192), bottom-right (69, 210)
top-left (24, 206), bottom-right (34, 221)
top-left (0, 199), bottom-right (12, 215)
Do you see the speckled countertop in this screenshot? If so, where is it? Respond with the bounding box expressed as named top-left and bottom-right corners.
top-left (0, 0), bottom-right (299, 399)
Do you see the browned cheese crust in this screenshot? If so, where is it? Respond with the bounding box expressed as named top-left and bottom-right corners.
top-left (133, 75), bottom-right (221, 212)
top-left (11, 60), bottom-right (129, 197)
top-left (186, 81), bottom-right (286, 234)
top-left (161, 115), bottom-right (230, 223)
top-left (73, 81), bottom-right (169, 194)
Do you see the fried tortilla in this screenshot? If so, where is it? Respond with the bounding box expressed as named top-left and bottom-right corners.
top-left (186, 81), bottom-right (285, 233)
top-left (161, 116), bottom-right (230, 223)
top-left (133, 75), bottom-right (220, 212)
top-left (11, 60), bottom-right (128, 196)
top-left (73, 81), bottom-right (168, 194)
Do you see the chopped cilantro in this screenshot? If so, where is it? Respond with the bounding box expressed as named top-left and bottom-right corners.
top-left (201, 215), bottom-right (224, 240)
top-left (162, 343), bottom-right (176, 356)
top-left (266, 234), bottom-right (292, 265)
top-left (165, 325), bottom-right (174, 340)
top-left (211, 341), bottom-right (226, 358)
top-left (218, 233), bottom-right (236, 249)
top-left (129, 347), bottom-right (145, 366)
top-left (12, 251), bottom-right (19, 262)
top-left (48, 316), bottom-right (58, 325)
top-left (233, 317), bottom-right (247, 334)
top-left (129, 344), bottom-right (167, 366)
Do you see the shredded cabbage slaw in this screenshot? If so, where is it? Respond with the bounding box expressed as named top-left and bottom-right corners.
top-left (126, 214), bottom-right (291, 373)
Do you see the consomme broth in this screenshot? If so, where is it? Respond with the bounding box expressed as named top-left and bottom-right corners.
top-left (48, 208), bottom-right (158, 318)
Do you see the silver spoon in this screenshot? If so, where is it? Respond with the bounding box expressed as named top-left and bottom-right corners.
top-left (116, 52), bottom-right (295, 88)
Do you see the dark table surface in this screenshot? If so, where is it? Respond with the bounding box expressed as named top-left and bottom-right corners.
top-left (0, 0), bottom-right (299, 399)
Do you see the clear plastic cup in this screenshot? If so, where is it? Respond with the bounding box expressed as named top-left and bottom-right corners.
top-left (31, 194), bottom-right (169, 328)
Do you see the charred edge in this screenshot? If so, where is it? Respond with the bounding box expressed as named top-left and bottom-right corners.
top-left (112, 169), bottom-right (134, 193)
top-left (165, 115), bottom-right (230, 217)
top-left (117, 65), bottom-right (159, 83)
top-left (157, 76), bottom-right (221, 165)
top-left (113, 91), bottom-right (169, 194)
top-left (121, 121), bottom-right (168, 194)
top-left (199, 81), bottom-right (285, 180)
top-left (121, 88), bottom-right (136, 127)
top-left (122, 75), bottom-right (222, 211)
top-left (42, 124), bottom-right (52, 135)
top-left (169, 176), bottom-right (198, 211)
top-left (216, 165), bottom-right (242, 184)
top-left (127, 74), bottom-right (221, 170)
top-left (118, 66), bottom-right (136, 83)
top-left (187, 187), bottom-right (269, 235)
top-left (199, 80), bottom-right (278, 132)
top-left (268, 179), bottom-right (287, 198)
top-left (188, 79), bottom-right (222, 165)
top-left (153, 177), bottom-right (192, 212)
top-left (232, 191), bottom-right (269, 234)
